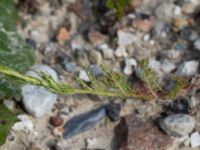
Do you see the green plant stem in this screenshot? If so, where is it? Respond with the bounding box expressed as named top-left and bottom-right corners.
top-left (0, 64), bottom-right (151, 100)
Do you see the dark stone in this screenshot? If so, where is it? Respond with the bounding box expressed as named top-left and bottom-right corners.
top-left (89, 65), bottom-right (103, 77)
top-left (115, 114), bottom-right (172, 150)
top-left (179, 27), bottom-right (198, 41)
top-left (164, 97), bottom-right (191, 114)
top-left (50, 116), bottom-right (64, 127)
top-left (63, 103), bottom-right (121, 139)
top-left (106, 103), bottom-right (121, 121)
top-left (26, 38), bottom-right (37, 49)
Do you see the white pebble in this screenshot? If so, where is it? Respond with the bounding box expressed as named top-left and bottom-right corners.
top-left (99, 44), bottom-right (114, 59)
top-left (117, 30), bottom-right (135, 47)
top-left (79, 70), bottom-right (90, 82)
top-left (124, 58), bottom-right (137, 75)
top-left (22, 65), bottom-right (58, 117)
top-left (3, 100), bottom-right (15, 111)
top-left (191, 132), bottom-right (200, 148)
top-left (86, 138), bottom-right (97, 149)
top-left (115, 46), bottom-right (128, 58)
top-left (12, 114), bottom-right (33, 133)
top-left (161, 59), bottom-right (176, 73)
top-left (177, 61), bottom-right (199, 76)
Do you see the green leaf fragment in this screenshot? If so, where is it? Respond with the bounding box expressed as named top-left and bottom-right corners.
top-left (0, 103), bottom-right (16, 145)
top-left (0, 0), bottom-right (35, 97)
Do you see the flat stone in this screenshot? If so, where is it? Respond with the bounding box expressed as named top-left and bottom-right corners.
top-left (88, 50), bottom-right (102, 65)
top-left (99, 44), bottom-right (114, 59)
top-left (190, 132), bottom-right (200, 148)
top-left (159, 114), bottom-right (195, 137)
top-left (21, 65), bottom-right (58, 117)
top-left (160, 59), bottom-right (176, 73)
top-left (177, 61), bottom-right (199, 76)
top-left (117, 30), bottom-right (135, 47)
top-left (115, 114), bottom-right (172, 150)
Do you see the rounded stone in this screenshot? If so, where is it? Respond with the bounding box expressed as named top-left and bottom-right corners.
top-left (159, 114), bottom-right (195, 137)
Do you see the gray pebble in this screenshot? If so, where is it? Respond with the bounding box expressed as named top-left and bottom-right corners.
top-left (159, 114), bottom-right (195, 137)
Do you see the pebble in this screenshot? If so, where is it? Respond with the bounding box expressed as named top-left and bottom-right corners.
top-left (3, 100), bottom-right (15, 111)
top-left (88, 29), bottom-right (107, 46)
top-left (155, 3), bottom-right (175, 22)
top-left (159, 114), bottom-right (195, 137)
top-left (56, 27), bottom-right (70, 42)
top-left (123, 58), bottom-right (137, 75)
top-left (161, 49), bottom-right (181, 60)
top-left (50, 116), bottom-right (64, 127)
top-left (79, 70), bottom-right (90, 82)
top-left (176, 61), bottom-right (199, 76)
top-left (160, 59), bottom-right (176, 73)
top-left (88, 50), bottom-right (102, 65)
top-left (194, 39), bottom-right (200, 50)
top-left (148, 57), bottom-right (162, 75)
top-left (182, 3), bottom-right (197, 14)
top-left (190, 132), bottom-right (200, 148)
top-left (180, 27), bottom-right (198, 41)
top-left (132, 15), bottom-right (155, 32)
top-left (12, 114), bottom-right (33, 133)
top-left (21, 65), bottom-right (58, 117)
top-left (86, 138), bottom-right (97, 149)
top-left (117, 30), bottom-right (135, 47)
top-left (64, 62), bottom-right (78, 73)
top-left (99, 44), bottom-right (114, 59)
top-left (89, 65), bottom-right (102, 77)
top-left (115, 46), bottom-right (128, 58)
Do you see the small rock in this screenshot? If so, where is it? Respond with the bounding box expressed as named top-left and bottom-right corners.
top-left (79, 70), bottom-right (90, 82)
top-left (30, 29), bottom-right (49, 43)
top-left (64, 62), bottom-right (78, 73)
top-left (89, 65), bottom-right (102, 77)
top-left (22, 65), bottom-right (58, 117)
top-left (123, 58), bottom-right (137, 75)
top-left (12, 114), bottom-right (33, 133)
top-left (50, 116), bottom-right (64, 127)
top-left (159, 114), bottom-right (195, 137)
top-left (160, 59), bottom-right (176, 73)
top-left (99, 44), bottom-right (114, 59)
top-left (177, 61), bottom-right (199, 76)
top-left (88, 29), bottom-right (106, 46)
top-left (172, 18), bottom-right (188, 29)
top-left (190, 132), bottom-right (200, 147)
top-left (194, 39), bottom-right (200, 50)
top-left (56, 27), bottom-right (70, 42)
top-left (148, 57), bottom-right (162, 75)
top-left (173, 6), bottom-right (182, 16)
top-left (115, 114), bottom-right (172, 150)
top-left (86, 138), bottom-right (97, 149)
top-left (155, 3), bottom-right (176, 22)
top-left (164, 97), bottom-right (191, 114)
top-left (88, 50), bottom-right (102, 65)
top-left (117, 30), bottom-right (135, 47)
top-left (3, 100), bottom-right (15, 111)
top-left (115, 46), bottom-right (128, 58)
top-left (143, 34), bottom-right (150, 42)
top-left (132, 15), bottom-right (155, 32)
top-left (53, 127), bottom-right (63, 137)
top-left (162, 49), bottom-right (181, 61)
top-left (180, 27), bottom-right (198, 41)
top-left (40, 42), bottom-right (56, 54)
top-left (182, 3), bottom-right (197, 14)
